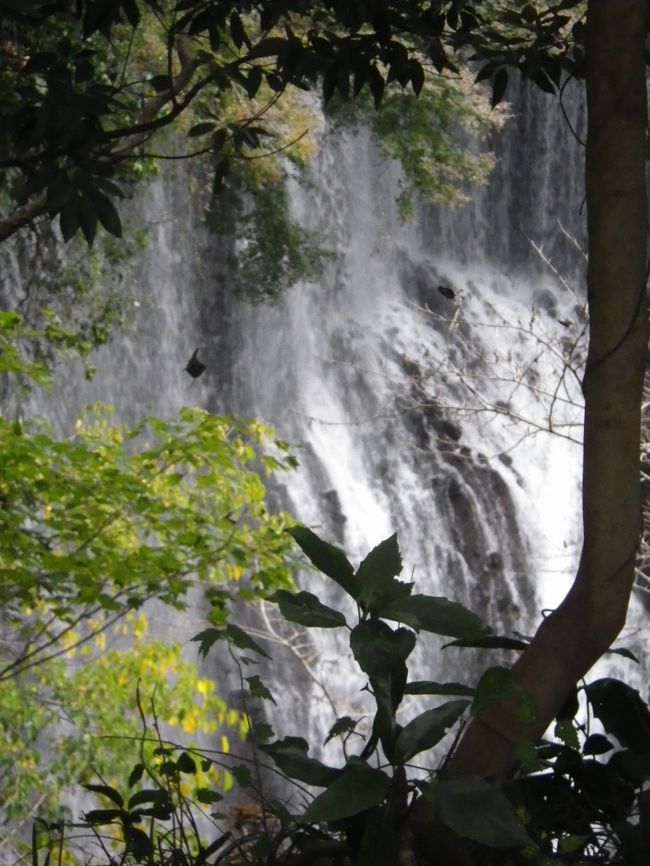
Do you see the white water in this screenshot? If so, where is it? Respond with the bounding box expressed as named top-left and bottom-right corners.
top-left (6, 80), bottom-right (646, 758)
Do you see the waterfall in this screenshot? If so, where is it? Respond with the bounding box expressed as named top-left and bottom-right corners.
top-left (3, 78), bottom-right (645, 762)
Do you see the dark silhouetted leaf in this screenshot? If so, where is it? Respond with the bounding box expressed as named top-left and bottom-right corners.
top-left (231, 764), bottom-right (252, 787)
top-left (393, 700), bottom-right (469, 764)
top-left (192, 627), bottom-right (224, 659)
top-left (445, 635), bottom-right (526, 650)
top-left (226, 623), bottom-right (270, 658)
top-left (405, 680), bottom-right (474, 697)
top-left (381, 594), bottom-right (487, 639)
top-left (350, 620), bottom-right (415, 677)
top-left (185, 347), bottom-right (206, 378)
top-left (287, 525), bottom-right (359, 598)
top-left (585, 678), bottom-right (650, 753)
top-left (607, 646), bottom-right (640, 663)
top-left (188, 122), bottom-right (217, 138)
top-left (324, 716), bottom-right (358, 746)
top-left (196, 788), bottom-right (223, 805)
top-left (271, 589), bottom-right (346, 628)
top-left (83, 809), bottom-right (125, 825)
top-left (177, 752), bottom-right (197, 774)
top-left (583, 733), bottom-right (614, 756)
top-left (91, 189), bottom-right (122, 237)
top-left (303, 761), bottom-right (390, 822)
top-left (261, 737), bottom-right (339, 787)
top-left (128, 763), bottom-right (145, 788)
top-left (128, 789), bottom-right (170, 810)
top-left (82, 784), bottom-right (123, 807)
top-left (430, 777), bottom-right (532, 847)
top-left (356, 534), bottom-right (412, 612)
top-left (245, 674), bottom-right (276, 704)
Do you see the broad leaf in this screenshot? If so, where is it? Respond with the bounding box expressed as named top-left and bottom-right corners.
top-left (82, 784), bottom-right (123, 808)
top-left (191, 627), bottom-right (224, 660)
top-left (260, 737), bottom-right (339, 787)
top-left (287, 526), bottom-right (360, 598)
top-left (583, 733), bottom-right (614, 756)
top-left (445, 636), bottom-right (527, 651)
top-left (271, 589), bottom-right (346, 628)
top-left (225, 624), bottom-right (270, 659)
top-left (83, 809), bottom-right (125, 825)
top-left (128, 789), bottom-right (170, 810)
top-left (177, 752), bottom-right (197, 774)
top-left (245, 674), bottom-right (276, 704)
top-left (405, 680), bottom-right (475, 697)
top-left (357, 803), bottom-right (399, 866)
top-left (430, 777), bottom-right (532, 848)
top-left (350, 620), bottom-right (415, 677)
top-left (324, 716), bottom-right (358, 746)
top-left (606, 646), bottom-right (640, 664)
top-left (356, 534), bottom-right (410, 611)
top-left (393, 701), bottom-right (469, 764)
top-left (303, 761), bottom-right (390, 823)
top-left (380, 594), bottom-right (487, 639)
top-left (585, 678), bottom-right (650, 753)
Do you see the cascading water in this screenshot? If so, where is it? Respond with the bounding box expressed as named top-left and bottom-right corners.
top-left (4, 79), bottom-right (646, 760)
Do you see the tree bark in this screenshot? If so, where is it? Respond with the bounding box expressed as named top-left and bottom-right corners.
top-left (438, 0), bottom-right (649, 782)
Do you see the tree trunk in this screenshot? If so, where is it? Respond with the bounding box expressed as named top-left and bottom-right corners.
top-left (437, 0), bottom-right (648, 781)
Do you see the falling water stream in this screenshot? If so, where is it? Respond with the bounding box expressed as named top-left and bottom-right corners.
top-left (4, 79), bottom-right (647, 763)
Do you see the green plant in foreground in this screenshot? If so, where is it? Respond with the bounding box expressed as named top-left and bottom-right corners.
top-left (58, 529), bottom-right (650, 866)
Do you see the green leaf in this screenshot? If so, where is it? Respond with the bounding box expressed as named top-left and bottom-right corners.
top-left (128, 763), bottom-right (145, 788)
top-left (410, 62), bottom-right (425, 96)
top-left (196, 788), bottom-right (223, 805)
top-left (324, 716), bottom-right (358, 746)
top-left (405, 681), bottom-right (475, 697)
top-left (380, 594), bottom-right (487, 639)
top-left (188, 122), bottom-right (217, 138)
top-left (303, 761), bottom-right (390, 823)
top-left (357, 803), bottom-right (399, 866)
top-left (192, 627), bottom-right (224, 659)
top-left (91, 189), bottom-right (122, 237)
top-left (554, 718), bottom-right (579, 750)
top-left (393, 701), bottom-right (469, 764)
top-left (606, 646), bottom-right (640, 664)
top-left (231, 765), bottom-right (252, 787)
top-left (125, 826), bottom-right (152, 860)
top-left (288, 525), bottom-right (359, 598)
top-left (82, 808), bottom-right (125, 825)
top-left (128, 789), bottom-right (169, 810)
top-left (82, 784), bottom-right (123, 808)
top-left (177, 752), bottom-right (197, 774)
top-left (245, 674), bottom-right (276, 704)
top-left (271, 589), bottom-right (347, 628)
top-left (356, 534), bottom-right (412, 612)
top-left (350, 620), bottom-right (415, 677)
top-left (260, 737), bottom-right (339, 787)
top-left (59, 200), bottom-right (80, 242)
top-left (430, 777), bottom-right (533, 848)
top-left (585, 678), bottom-right (650, 753)
top-left (583, 733), bottom-right (614, 756)
top-left (77, 195), bottom-right (97, 245)
top-left (445, 636), bottom-right (526, 651)
top-left (225, 623), bottom-right (270, 659)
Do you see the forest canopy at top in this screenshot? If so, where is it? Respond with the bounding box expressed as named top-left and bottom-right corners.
top-left (0, 0), bottom-right (584, 245)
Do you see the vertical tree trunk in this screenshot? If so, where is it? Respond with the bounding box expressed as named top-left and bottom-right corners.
top-left (443, 0), bottom-right (649, 779)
